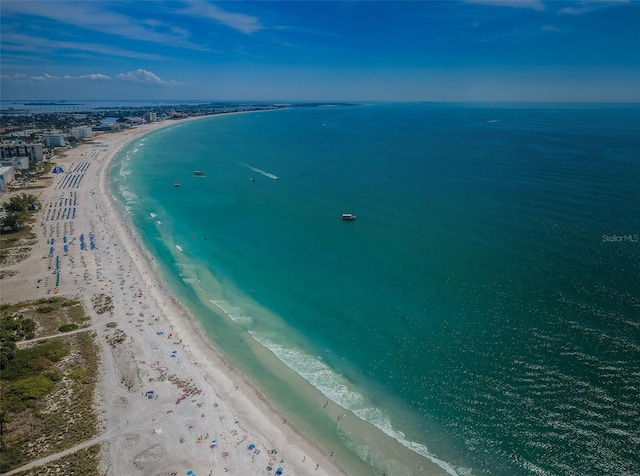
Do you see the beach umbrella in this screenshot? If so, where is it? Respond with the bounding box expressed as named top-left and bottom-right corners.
top-left (248, 443), bottom-right (255, 450)
top-left (172, 350), bottom-right (178, 354)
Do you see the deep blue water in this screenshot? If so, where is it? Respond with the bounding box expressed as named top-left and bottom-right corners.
top-left (110, 103), bottom-right (640, 476)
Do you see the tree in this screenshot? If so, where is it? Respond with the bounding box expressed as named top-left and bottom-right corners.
top-left (0, 339), bottom-right (16, 370)
top-left (3, 194), bottom-right (39, 213)
top-left (0, 212), bottom-right (28, 232)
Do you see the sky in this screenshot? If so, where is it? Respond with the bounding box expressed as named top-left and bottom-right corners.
top-left (1, 0), bottom-right (639, 102)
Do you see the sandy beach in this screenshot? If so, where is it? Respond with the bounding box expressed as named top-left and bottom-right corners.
top-left (1, 117), bottom-right (348, 476)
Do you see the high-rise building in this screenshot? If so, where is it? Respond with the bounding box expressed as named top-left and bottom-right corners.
top-left (44, 132), bottom-right (66, 147)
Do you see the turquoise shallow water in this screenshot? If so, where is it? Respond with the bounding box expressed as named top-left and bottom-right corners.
top-left (110, 103), bottom-right (640, 475)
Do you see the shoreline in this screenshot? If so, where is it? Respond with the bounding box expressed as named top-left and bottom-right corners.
top-left (1, 115), bottom-right (349, 475)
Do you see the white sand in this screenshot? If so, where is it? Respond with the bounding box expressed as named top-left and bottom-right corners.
top-left (1, 117), bottom-right (347, 476)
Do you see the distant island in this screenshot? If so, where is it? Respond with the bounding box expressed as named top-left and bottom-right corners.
top-left (23, 102), bottom-right (85, 106)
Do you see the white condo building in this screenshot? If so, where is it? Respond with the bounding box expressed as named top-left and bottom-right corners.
top-left (44, 132), bottom-right (66, 147)
top-left (0, 143), bottom-right (43, 162)
top-left (0, 165), bottom-right (15, 192)
top-left (78, 126), bottom-right (93, 138)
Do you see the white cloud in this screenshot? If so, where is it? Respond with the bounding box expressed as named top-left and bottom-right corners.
top-left (0, 1), bottom-right (213, 52)
top-left (77, 74), bottom-right (111, 80)
top-left (115, 69), bottom-right (171, 85)
top-left (1, 32), bottom-right (164, 61)
top-left (559, 0), bottom-right (629, 15)
top-left (541, 24), bottom-right (561, 32)
top-left (465, 0), bottom-right (546, 11)
top-left (2, 69), bottom-right (173, 86)
top-left (180, 1), bottom-right (263, 34)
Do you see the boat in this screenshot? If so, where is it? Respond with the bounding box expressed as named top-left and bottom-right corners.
top-left (173, 182), bottom-right (181, 187)
top-left (341, 213), bottom-right (357, 221)
top-left (193, 170), bottom-right (205, 176)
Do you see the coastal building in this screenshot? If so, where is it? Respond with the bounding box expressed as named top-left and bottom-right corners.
top-left (0, 165), bottom-right (15, 192)
top-left (0, 143), bottom-right (43, 162)
top-left (143, 111), bottom-right (157, 122)
top-left (80, 126), bottom-right (93, 138)
top-left (126, 117), bottom-right (145, 126)
top-left (92, 122), bottom-right (125, 133)
top-left (44, 132), bottom-right (66, 147)
top-left (70, 126), bottom-right (93, 139)
top-left (1, 157), bottom-right (30, 170)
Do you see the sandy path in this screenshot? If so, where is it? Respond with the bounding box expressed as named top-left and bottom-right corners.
top-left (1, 119), bottom-right (348, 476)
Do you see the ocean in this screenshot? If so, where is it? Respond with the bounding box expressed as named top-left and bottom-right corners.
top-left (109, 103), bottom-right (640, 476)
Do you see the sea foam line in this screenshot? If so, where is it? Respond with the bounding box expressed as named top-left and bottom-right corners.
top-left (249, 331), bottom-right (460, 476)
top-left (238, 161), bottom-right (279, 180)
top-left (210, 300), bottom-right (254, 326)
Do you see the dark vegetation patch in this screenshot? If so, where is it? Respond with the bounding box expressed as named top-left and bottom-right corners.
top-left (0, 299), bottom-right (99, 473)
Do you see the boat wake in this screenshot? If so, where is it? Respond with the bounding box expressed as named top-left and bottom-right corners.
top-left (238, 162), bottom-right (279, 180)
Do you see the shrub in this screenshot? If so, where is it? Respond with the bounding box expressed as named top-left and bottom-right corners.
top-left (36, 304), bottom-right (54, 313)
top-left (9, 375), bottom-right (55, 404)
top-left (67, 305), bottom-right (86, 321)
top-left (1, 340), bottom-right (68, 380)
top-left (58, 324), bottom-right (79, 333)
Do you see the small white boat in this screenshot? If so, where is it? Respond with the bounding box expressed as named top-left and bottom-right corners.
top-left (341, 213), bottom-right (356, 221)
top-left (193, 170), bottom-right (205, 176)
top-left (173, 182), bottom-right (181, 187)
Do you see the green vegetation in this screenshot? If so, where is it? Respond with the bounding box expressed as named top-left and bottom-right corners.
top-left (58, 323), bottom-right (79, 332)
top-left (0, 298), bottom-right (91, 370)
top-left (0, 193), bottom-right (40, 233)
top-left (0, 339), bottom-right (68, 382)
top-left (2, 193), bottom-right (39, 214)
top-left (0, 313), bottom-right (36, 370)
top-left (12, 443), bottom-right (101, 476)
top-left (0, 300), bottom-right (99, 473)
top-left (0, 193), bottom-right (40, 267)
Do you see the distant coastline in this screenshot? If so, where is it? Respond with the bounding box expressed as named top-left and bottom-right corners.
top-left (22, 101), bottom-right (85, 106)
